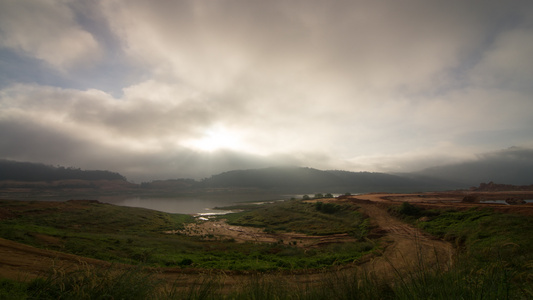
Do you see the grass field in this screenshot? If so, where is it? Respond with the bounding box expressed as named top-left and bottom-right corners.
top-left (223, 200), bottom-right (369, 237)
top-left (0, 199), bottom-right (374, 271)
top-left (0, 199), bottom-right (531, 299)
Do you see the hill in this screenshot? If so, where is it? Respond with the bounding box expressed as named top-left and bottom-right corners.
top-left (414, 147), bottom-right (533, 186)
top-left (0, 160), bottom-right (126, 182)
top-left (0, 160), bottom-right (462, 193)
top-left (8, 156), bottom-right (533, 194)
top-left (198, 166), bottom-right (460, 193)
top-left (0, 160), bottom-right (135, 194)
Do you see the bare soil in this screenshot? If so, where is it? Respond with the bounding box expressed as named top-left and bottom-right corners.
top-left (171, 220), bottom-right (357, 248)
top-left (353, 201), bottom-right (453, 279)
top-left (354, 191), bottom-right (533, 216)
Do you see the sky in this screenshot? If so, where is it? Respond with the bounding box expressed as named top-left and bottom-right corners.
top-left (1, 0), bottom-right (533, 182)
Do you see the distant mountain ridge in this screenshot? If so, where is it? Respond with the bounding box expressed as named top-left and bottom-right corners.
top-left (198, 166), bottom-right (460, 193)
top-left (414, 147), bottom-right (533, 186)
top-left (0, 160), bottom-right (126, 182)
top-left (3, 147), bottom-right (532, 193)
top-left (0, 160), bottom-right (459, 193)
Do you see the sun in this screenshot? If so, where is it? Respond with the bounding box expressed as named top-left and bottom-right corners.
top-left (184, 127), bottom-right (244, 152)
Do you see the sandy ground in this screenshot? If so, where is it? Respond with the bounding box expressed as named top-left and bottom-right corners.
top-left (170, 220), bottom-right (357, 248)
top-left (1, 191), bottom-right (531, 290)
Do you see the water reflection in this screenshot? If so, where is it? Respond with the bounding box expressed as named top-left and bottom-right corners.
top-left (101, 197), bottom-right (237, 214)
top-left (100, 193), bottom-right (287, 214)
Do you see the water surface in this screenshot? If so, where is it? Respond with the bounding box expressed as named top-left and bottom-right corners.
top-left (100, 193), bottom-right (287, 214)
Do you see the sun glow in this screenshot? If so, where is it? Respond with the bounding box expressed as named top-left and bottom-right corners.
top-left (184, 127), bottom-right (246, 152)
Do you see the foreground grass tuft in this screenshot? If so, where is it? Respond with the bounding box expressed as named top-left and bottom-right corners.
top-left (2, 256), bottom-right (528, 299)
top-left (26, 265), bottom-right (160, 300)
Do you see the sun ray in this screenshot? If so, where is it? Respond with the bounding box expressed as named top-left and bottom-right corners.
top-left (183, 127), bottom-right (244, 152)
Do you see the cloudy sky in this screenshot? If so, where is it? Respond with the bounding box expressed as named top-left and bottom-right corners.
top-left (1, 0), bottom-right (533, 181)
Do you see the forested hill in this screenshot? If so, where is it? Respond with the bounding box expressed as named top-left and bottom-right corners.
top-left (0, 160), bottom-right (126, 182)
top-left (198, 166), bottom-right (460, 193)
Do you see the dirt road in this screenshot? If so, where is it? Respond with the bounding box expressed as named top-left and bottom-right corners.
top-left (355, 202), bottom-right (453, 279)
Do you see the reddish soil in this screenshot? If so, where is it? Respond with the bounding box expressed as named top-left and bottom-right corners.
top-left (354, 191), bottom-right (533, 216)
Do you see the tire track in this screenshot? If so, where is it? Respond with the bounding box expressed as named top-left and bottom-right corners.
top-left (355, 202), bottom-right (454, 279)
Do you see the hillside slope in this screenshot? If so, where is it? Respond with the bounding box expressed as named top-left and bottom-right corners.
top-left (199, 166), bottom-right (459, 192)
top-left (0, 160), bottom-right (126, 182)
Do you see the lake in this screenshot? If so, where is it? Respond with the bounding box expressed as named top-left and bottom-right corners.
top-left (100, 193), bottom-right (288, 214)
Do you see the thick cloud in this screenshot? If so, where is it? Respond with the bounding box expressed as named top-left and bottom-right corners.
top-left (1, 1), bottom-right (533, 181)
top-left (0, 0), bottom-right (101, 71)
top-left (416, 147), bottom-right (533, 185)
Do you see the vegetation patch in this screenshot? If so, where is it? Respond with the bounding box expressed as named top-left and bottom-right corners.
top-left (223, 199), bottom-right (368, 237)
top-left (0, 199), bottom-right (531, 298)
top-left (388, 202), bottom-right (533, 298)
top-left (0, 199), bottom-right (374, 271)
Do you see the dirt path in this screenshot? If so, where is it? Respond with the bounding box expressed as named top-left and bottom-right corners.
top-left (355, 202), bottom-right (453, 279)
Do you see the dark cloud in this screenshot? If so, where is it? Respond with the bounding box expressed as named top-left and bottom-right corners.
top-left (417, 147), bottom-right (533, 185)
top-left (0, 117), bottom-right (100, 165)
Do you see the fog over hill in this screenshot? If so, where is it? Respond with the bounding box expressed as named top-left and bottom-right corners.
top-left (413, 147), bottom-right (533, 186)
top-left (198, 167), bottom-right (459, 193)
top-left (1, 147), bottom-right (532, 193)
top-left (0, 160), bottom-right (126, 182)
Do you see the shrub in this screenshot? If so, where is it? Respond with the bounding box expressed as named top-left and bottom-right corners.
top-left (315, 202), bottom-right (342, 214)
top-left (398, 202), bottom-right (421, 216)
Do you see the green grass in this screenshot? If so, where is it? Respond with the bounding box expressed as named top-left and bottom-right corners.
top-left (2, 257), bottom-right (530, 299)
top-left (0, 199), bottom-right (374, 271)
top-left (388, 202), bottom-right (533, 299)
top-left (389, 203), bottom-right (533, 264)
top-left (223, 200), bottom-right (368, 237)
top-left (8, 265), bottom-right (161, 300)
top-left (1, 201), bottom-right (531, 299)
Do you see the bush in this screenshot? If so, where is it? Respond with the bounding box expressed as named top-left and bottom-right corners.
top-left (398, 202), bottom-right (421, 216)
top-left (315, 202), bottom-right (342, 214)
top-left (179, 258), bottom-right (193, 266)
top-left (0, 279), bottom-right (27, 300)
